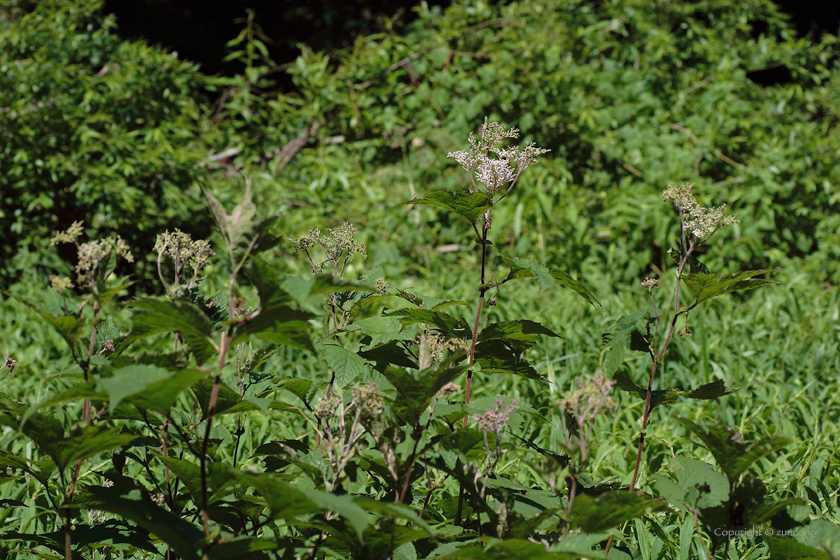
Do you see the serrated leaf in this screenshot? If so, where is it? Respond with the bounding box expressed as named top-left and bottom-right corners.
top-left (478, 319), bottom-right (560, 356)
top-left (123, 299), bottom-right (217, 364)
top-left (684, 269), bottom-right (775, 304)
top-left (612, 372), bottom-right (737, 411)
top-left (351, 316), bottom-right (414, 348)
top-left (385, 308), bottom-right (471, 341)
top-left (316, 340), bottom-right (371, 387)
top-left (652, 457), bottom-right (729, 512)
top-left (231, 304), bottom-right (314, 352)
top-left (77, 483), bottom-right (204, 559)
top-left (475, 341), bottom-right (545, 381)
top-left (679, 418), bottom-right (791, 481)
top-left (601, 310), bottom-right (654, 375)
top-left (122, 368), bottom-right (207, 414)
top-left (383, 352), bottom-right (469, 425)
top-left (408, 190), bottom-right (492, 230)
top-left (500, 255), bottom-right (602, 308)
top-left (358, 340), bottom-right (418, 372)
top-left (98, 364), bottom-right (170, 410)
top-left (44, 425), bottom-right (135, 472)
top-left (193, 377), bottom-right (257, 418)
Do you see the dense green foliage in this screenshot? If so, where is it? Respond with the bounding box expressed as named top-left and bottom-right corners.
top-left (1, 0), bottom-right (839, 559)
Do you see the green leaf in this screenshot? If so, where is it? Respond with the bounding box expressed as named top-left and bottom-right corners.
top-left (77, 483), bottom-right (204, 559)
top-left (207, 537), bottom-right (287, 560)
top-left (679, 418), bottom-right (791, 481)
top-left (651, 457), bottom-right (729, 513)
top-left (0, 522), bottom-right (158, 556)
top-left (161, 457), bottom-right (237, 506)
top-left (98, 364), bottom-right (170, 410)
top-left (42, 425), bottom-right (135, 472)
top-left (231, 304), bottom-right (314, 352)
top-left (193, 377), bottom-right (258, 418)
top-left (316, 340), bottom-right (371, 387)
top-left (475, 342), bottom-right (545, 381)
top-left (3, 292), bottom-right (89, 350)
top-left (568, 491), bottom-right (665, 533)
top-left (242, 474), bottom-right (369, 540)
top-left (358, 340), bottom-right (418, 372)
top-left (500, 255), bottom-right (602, 308)
top-left (121, 368), bottom-right (207, 414)
top-left (478, 319), bottom-right (560, 355)
top-left (385, 308), bottom-right (471, 341)
top-left (351, 316), bottom-right (415, 348)
top-left (383, 352), bottom-right (469, 425)
top-left (123, 299), bottom-right (217, 365)
top-left (408, 190), bottom-right (492, 230)
top-left (601, 310), bottom-right (654, 375)
top-left (612, 372), bottom-right (737, 411)
top-left (684, 269), bottom-right (775, 304)
top-left (205, 187), bottom-right (280, 268)
top-left (765, 537), bottom-right (830, 560)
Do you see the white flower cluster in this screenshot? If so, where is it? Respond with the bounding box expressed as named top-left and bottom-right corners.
top-left (447, 117), bottom-right (550, 195)
top-left (662, 183), bottom-right (738, 240)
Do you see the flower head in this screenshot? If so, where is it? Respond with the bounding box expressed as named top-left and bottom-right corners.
top-left (662, 183), bottom-right (738, 240)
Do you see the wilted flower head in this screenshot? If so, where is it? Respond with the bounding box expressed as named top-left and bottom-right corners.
top-left (662, 183), bottom-right (738, 240)
top-left (447, 117), bottom-right (550, 196)
top-left (314, 392), bottom-right (342, 420)
top-left (474, 397), bottom-right (519, 436)
top-left (353, 383), bottom-right (384, 418)
top-left (3, 354), bottom-right (17, 375)
top-left (557, 370), bottom-right (617, 425)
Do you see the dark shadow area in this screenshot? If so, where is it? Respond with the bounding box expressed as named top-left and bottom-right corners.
top-left (103, 0), bottom-right (450, 84)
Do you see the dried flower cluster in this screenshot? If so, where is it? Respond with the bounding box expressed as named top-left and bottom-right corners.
top-left (474, 396), bottom-right (519, 437)
top-left (2, 354), bottom-right (17, 375)
top-left (662, 183), bottom-right (738, 240)
top-left (353, 383), bottom-right (384, 419)
top-left (557, 370), bottom-right (617, 425)
top-left (447, 117), bottom-right (550, 196)
top-left (314, 392), bottom-right (342, 420)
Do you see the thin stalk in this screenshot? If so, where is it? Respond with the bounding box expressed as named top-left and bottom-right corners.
top-left (465, 213), bottom-right (490, 422)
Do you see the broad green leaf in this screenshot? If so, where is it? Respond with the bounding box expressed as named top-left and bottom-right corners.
top-left (78, 483), bottom-right (204, 559)
top-left (231, 304), bottom-right (314, 352)
top-left (97, 280), bottom-right (133, 308)
top-left (500, 255), bottom-right (602, 308)
top-left (359, 340), bottom-right (418, 372)
top-left (4, 292), bottom-right (89, 350)
top-left (275, 378), bottom-right (314, 406)
top-left (205, 187), bottom-right (280, 268)
top-left (679, 418), bottom-right (791, 481)
top-left (123, 299), bottom-right (217, 365)
top-left (765, 537), bottom-right (830, 560)
top-left (651, 457), bottom-right (729, 512)
top-left (316, 340), bottom-right (371, 387)
top-left (601, 310), bottom-right (654, 375)
top-left (385, 308), bottom-right (471, 341)
top-left (478, 319), bottom-right (560, 355)
top-left (44, 426), bottom-right (136, 470)
top-left (684, 269), bottom-right (775, 304)
top-left (122, 368), bottom-right (207, 414)
top-left (98, 364), bottom-right (170, 410)
top-left (408, 190), bottom-right (492, 230)
top-left (241, 474), bottom-right (369, 540)
top-left (475, 341), bottom-right (545, 381)
top-left (383, 352), bottom-right (469, 424)
top-left (568, 491), bottom-right (665, 533)
top-left (436, 539), bottom-right (594, 559)
top-left (350, 315), bottom-right (415, 348)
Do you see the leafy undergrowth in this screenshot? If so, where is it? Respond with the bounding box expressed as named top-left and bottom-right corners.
top-left (1, 120), bottom-right (838, 560)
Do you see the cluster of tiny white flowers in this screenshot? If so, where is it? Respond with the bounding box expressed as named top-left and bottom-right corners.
top-left (662, 183), bottom-right (738, 240)
top-left (447, 117), bottom-right (549, 195)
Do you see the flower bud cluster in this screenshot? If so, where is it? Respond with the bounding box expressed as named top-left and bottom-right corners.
top-left (474, 396), bottom-right (519, 437)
